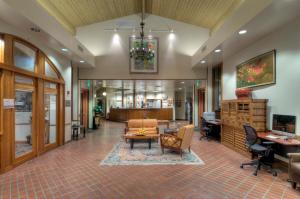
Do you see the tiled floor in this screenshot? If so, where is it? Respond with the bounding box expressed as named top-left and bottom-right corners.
top-left (0, 121), bottom-right (299, 199)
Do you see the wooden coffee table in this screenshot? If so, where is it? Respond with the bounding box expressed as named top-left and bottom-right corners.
top-left (123, 134), bottom-right (160, 149)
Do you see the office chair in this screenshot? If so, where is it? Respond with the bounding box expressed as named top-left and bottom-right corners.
top-left (240, 124), bottom-right (277, 176)
top-left (200, 117), bottom-right (212, 140)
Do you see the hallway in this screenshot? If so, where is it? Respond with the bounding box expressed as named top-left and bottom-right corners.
top-left (0, 122), bottom-right (298, 199)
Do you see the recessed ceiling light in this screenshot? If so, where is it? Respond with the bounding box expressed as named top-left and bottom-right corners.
top-left (102, 92), bottom-right (107, 96)
top-left (239, 29), bottom-right (247, 35)
top-left (61, 48), bottom-right (68, 52)
top-left (181, 81), bottom-right (185, 84)
top-left (214, 49), bottom-right (221, 53)
top-left (201, 60), bottom-right (206, 64)
top-left (80, 60), bottom-right (85, 63)
top-left (178, 88), bottom-right (182, 90)
top-left (30, 27), bottom-right (40, 32)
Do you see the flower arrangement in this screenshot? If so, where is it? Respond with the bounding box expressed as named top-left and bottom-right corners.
top-left (235, 88), bottom-right (252, 99)
top-left (136, 128), bottom-right (146, 136)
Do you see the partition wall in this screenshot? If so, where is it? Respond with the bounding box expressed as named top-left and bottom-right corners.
top-left (0, 34), bottom-right (65, 173)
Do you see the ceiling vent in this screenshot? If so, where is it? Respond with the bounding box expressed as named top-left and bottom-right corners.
top-left (77, 45), bottom-right (84, 52)
top-left (30, 27), bottom-right (41, 33)
top-left (201, 45), bottom-right (207, 53)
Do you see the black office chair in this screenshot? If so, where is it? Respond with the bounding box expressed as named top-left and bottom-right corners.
top-left (240, 124), bottom-right (277, 176)
top-left (200, 117), bottom-right (212, 140)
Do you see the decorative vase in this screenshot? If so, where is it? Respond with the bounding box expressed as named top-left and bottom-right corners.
top-left (235, 88), bottom-right (252, 100)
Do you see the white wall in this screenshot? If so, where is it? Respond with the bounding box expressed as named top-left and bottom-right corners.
top-left (77, 15), bottom-right (208, 80)
top-left (222, 15), bottom-right (300, 134)
top-left (0, 19), bottom-right (73, 142)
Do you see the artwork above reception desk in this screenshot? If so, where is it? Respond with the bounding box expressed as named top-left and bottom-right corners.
top-left (109, 108), bottom-right (173, 122)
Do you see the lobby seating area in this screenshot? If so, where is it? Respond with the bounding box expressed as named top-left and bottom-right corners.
top-left (1, 0), bottom-right (300, 198)
top-left (0, 121), bottom-right (299, 198)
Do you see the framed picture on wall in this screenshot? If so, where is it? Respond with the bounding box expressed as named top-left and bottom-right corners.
top-left (236, 50), bottom-right (276, 88)
top-left (129, 37), bottom-right (158, 74)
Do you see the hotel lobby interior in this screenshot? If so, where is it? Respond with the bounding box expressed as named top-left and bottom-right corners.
top-left (1, 0), bottom-right (300, 198)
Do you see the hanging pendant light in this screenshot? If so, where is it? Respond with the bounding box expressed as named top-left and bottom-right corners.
top-left (129, 0), bottom-right (155, 61)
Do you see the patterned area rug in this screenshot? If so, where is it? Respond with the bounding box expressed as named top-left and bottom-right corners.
top-left (100, 140), bottom-right (204, 165)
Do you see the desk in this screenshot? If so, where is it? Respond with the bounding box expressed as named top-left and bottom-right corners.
top-left (206, 119), bottom-right (221, 126)
top-left (258, 132), bottom-right (300, 158)
top-left (257, 132), bottom-right (300, 146)
top-left (109, 108), bottom-right (173, 122)
top-left (158, 120), bottom-right (170, 128)
top-left (206, 119), bottom-right (221, 140)
top-left (125, 120), bottom-right (170, 128)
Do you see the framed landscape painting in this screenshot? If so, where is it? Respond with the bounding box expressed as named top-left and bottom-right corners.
top-left (236, 50), bottom-right (276, 88)
top-left (129, 37), bottom-right (158, 74)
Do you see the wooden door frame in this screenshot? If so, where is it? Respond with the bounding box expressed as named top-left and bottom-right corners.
top-left (0, 33), bottom-right (65, 174)
top-left (212, 64), bottom-right (223, 111)
top-left (81, 89), bottom-right (89, 129)
top-left (198, 88), bottom-right (205, 127)
top-left (12, 77), bottom-right (37, 166)
top-left (43, 85), bottom-right (59, 152)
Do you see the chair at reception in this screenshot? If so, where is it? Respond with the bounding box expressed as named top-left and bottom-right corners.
top-left (240, 124), bottom-right (277, 176)
top-left (200, 117), bottom-right (212, 140)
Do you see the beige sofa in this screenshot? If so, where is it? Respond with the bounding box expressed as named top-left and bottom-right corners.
top-left (124, 119), bottom-right (159, 135)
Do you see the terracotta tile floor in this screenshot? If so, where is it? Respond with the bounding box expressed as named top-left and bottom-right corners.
top-left (0, 121), bottom-right (300, 199)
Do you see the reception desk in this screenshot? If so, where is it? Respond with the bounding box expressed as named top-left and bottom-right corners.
top-left (109, 108), bottom-right (173, 122)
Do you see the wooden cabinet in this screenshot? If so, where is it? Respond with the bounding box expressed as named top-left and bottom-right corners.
top-left (221, 99), bottom-right (268, 157)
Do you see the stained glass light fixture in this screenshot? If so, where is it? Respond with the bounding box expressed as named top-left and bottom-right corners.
top-left (129, 20), bottom-right (155, 61)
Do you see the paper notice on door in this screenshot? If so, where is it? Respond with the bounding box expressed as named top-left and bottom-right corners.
top-left (3, 99), bottom-right (15, 109)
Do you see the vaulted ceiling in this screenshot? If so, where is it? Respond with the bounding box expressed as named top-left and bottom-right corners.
top-left (36, 0), bottom-right (243, 34)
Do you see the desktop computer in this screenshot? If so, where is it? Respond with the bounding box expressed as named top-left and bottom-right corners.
top-left (271, 114), bottom-right (296, 139)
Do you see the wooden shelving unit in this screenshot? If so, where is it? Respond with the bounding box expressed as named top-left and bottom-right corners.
top-left (221, 99), bottom-right (268, 157)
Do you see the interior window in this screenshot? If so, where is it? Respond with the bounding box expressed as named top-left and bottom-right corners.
top-left (44, 81), bottom-right (57, 146)
top-left (15, 75), bottom-right (34, 85)
top-left (45, 60), bottom-right (58, 79)
top-left (13, 42), bottom-right (36, 72)
top-left (44, 93), bottom-right (57, 145)
top-left (44, 82), bottom-right (57, 89)
top-left (15, 90), bottom-right (33, 158)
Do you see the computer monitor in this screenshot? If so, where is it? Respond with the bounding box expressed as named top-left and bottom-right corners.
top-left (272, 114), bottom-right (296, 134)
top-left (203, 112), bottom-right (215, 121)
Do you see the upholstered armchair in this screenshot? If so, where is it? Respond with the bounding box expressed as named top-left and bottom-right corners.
top-left (287, 153), bottom-right (300, 189)
top-left (160, 125), bottom-right (194, 157)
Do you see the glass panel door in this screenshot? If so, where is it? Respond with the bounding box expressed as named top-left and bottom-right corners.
top-left (44, 93), bottom-right (57, 145)
top-left (15, 90), bottom-right (33, 158)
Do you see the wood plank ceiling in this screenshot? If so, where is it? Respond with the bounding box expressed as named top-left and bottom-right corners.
top-left (37, 0), bottom-right (242, 34)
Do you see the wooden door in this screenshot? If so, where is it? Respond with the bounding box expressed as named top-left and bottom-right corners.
top-left (13, 75), bottom-right (36, 165)
top-left (198, 89), bottom-right (205, 127)
top-left (81, 89), bottom-right (89, 129)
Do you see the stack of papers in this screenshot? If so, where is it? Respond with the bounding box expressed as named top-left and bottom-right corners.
top-left (266, 135), bottom-right (279, 139)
